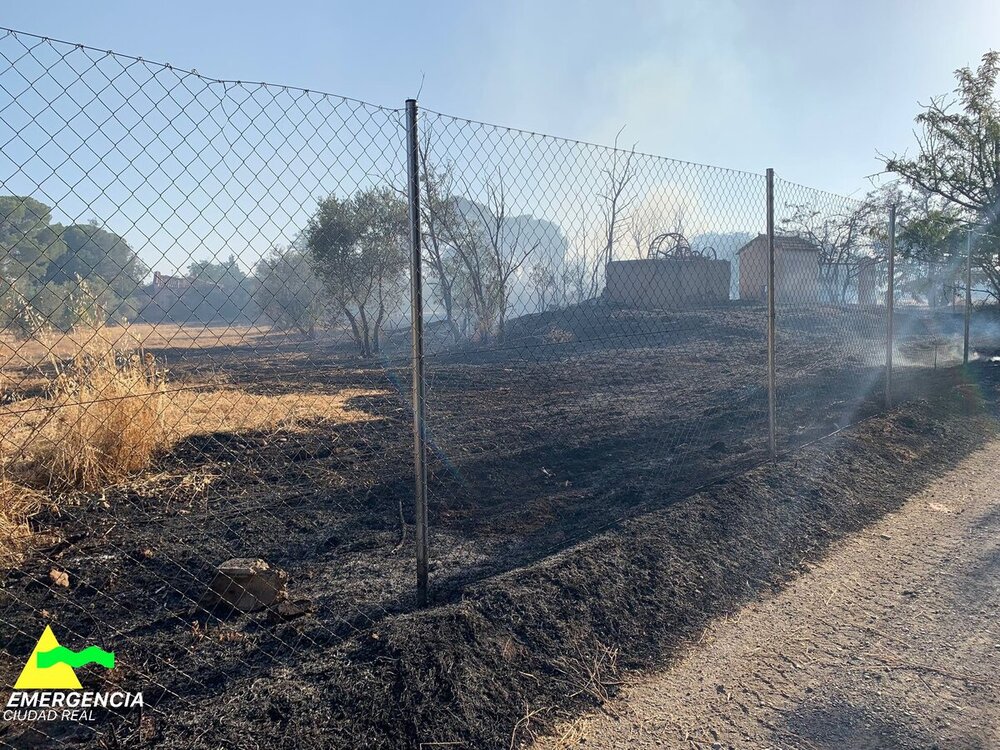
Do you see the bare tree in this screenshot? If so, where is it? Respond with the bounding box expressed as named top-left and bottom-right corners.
top-left (563, 216), bottom-right (606, 304)
top-left (466, 175), bottom-right (538, 338)
top-left (593, 129), bottom-right (637, 296)
top-left (418, 143), bottom-right (463, 342)
top-left (528, 261), bottom-right (559, 312)
top-left (780, 200), bottom-right (878, 303)
top-left (430, 172), bottom-right (538, 341)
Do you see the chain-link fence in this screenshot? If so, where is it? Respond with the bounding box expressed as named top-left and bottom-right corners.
top-left (0, 28), bottom-right (417, 747)
top-left (416, 111), bottom-right (770, 590)
top-left (770, 178), bottom-right (891, 444)
top-left (0, 26), bottom-right (986, 748)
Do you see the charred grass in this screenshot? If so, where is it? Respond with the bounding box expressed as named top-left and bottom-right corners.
top-left (0, 305), bottom-right (997, 748)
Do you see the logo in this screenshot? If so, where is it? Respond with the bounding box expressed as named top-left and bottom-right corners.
top-left (5, 626), bottom-right (142, 722)
top-left (14, 625), bottom-right (113, 690)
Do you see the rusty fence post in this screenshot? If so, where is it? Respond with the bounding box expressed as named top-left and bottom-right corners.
top-left (964, 228), bottom-right (973, 366)
top-left (766, 168), bottom-right (777, 458)
top-left (886, 205), bottom-right (895, 408)
top-left (405, 98), bottom-right (429, 606)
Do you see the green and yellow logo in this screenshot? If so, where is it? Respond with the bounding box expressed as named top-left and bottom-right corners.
top-left (14, 625), bottom-right (115, 690)
top-left (5, 626), bottom-right (138, 722)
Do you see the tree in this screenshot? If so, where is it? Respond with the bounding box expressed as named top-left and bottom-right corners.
top-left (780, 200), bottom-right (880, 303)
top-left (891, 191), bottom-right (967, 306)
top-left (462, 177), bottom-right (539, 339)
top-left (0, 196), bottom-right (68, 334)
top-left (431, 177), bottom-right (538, 342)
top-left (304, 187), bottom-right (408, 357)
top-left (596, 133), bottom-right (637, 294)
top-left (885, 50), bottom-right (1000, 299)
top-left (253, 244), bottom-right (323, 337)
top-left (187, 254), bottom-right (253, 322)
top-left (46, 222), bottom-right (148, 300)
top-left (0, 196), bottom-right (66, 296)
top-left (528, 261), bottom-right (559, 312)
top-left (418, 151), bottom-right (464, 342)
top-left (188, 255), bottom-right (246, 287)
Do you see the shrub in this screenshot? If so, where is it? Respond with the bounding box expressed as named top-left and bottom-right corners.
top-left (34, 339), bottom-right (168, 491)
top-left (0, 473), bottom-right (45, 568)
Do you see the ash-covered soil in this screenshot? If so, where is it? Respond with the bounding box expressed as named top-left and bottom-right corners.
top-left (0, 301), bottom-right (995, 748)
top-left (533, 424), bottom-right (1000, 750)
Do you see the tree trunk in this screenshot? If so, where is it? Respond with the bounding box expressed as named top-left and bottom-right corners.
top-left (358, 307), bottom-right (372, 358)
top-left (342, 304), bottom-right (363, 355)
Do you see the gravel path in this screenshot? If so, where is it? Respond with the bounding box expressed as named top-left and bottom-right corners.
top-left (535, 438), bottom-right (1000, 749)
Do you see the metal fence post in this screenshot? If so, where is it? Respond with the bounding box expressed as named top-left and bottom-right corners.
top-left (405, 98), bottom-right (429, 606)
top-left (886, 205), bottom-right (895, 408)
top-left (766, 168), bottom-right (777, 458)
top-left (964, 228), bottom-right (973, 366)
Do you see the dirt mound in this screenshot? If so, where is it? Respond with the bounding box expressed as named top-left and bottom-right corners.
top-left (138, 386), bottom-right (997, 749)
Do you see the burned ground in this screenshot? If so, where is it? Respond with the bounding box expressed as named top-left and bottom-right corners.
top-left (0, 302), bottom-right (995, 748)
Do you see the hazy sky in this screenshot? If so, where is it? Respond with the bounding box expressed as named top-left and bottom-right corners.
top-left (4, 0), bottom-right (998, 199)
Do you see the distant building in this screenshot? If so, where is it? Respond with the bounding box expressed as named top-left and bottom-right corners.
top-left (152, 271), bottom-right (203, 293)
top-left (142, 271), bottom-right (229, 323)
top-left (605, 257), bottom-right (731, 310)
top-left (737, 234), bottom-right (820, 304)
top-left (856, 258), bottom-right (879, 306)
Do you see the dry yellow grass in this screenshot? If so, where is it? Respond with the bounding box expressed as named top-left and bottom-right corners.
top-left (167, 387), bottom-right (380, 436)
top-left (31, 347), bottom-right (169, 491)
top-left (0, 321), bottom-right (383, 484)
top-left (0, 323), bottom-right (290, 373)
top-left (0, 320), bottom-right (385, 564)
top-left (0, 474), bottom-right (47, 568)
top-left (0, 322), bottom-right (286, 399)
top-left (0, 383), bottom-right (383, 487)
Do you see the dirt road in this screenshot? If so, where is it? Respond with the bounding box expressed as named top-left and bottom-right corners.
top-left (536, 438), bottom-right (1000, 749)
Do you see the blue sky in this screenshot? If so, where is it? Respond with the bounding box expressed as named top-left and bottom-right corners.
top-left (5, 0), bottom-right (998, 194)
top-left (1, 1), bottom-right (998, 272)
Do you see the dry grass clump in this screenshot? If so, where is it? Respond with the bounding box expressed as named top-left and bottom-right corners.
top-left (0, 474), bottom-right (47, 568)
top-left (0, 318), bottom-right (386, 562)
top-left (170, 387), bottom-right (382, 436)
top-left (544, 326), bottom-right (577, 344)
top-left (33, 345), bottom-right (168, 492)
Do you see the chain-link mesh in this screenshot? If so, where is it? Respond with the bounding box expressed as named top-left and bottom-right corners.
top-left (417, 112), bottom-right (769, 583)
top-left (769, 178), bottom-right (891, 443)
top-left (891, 221), bottom-right (991, 398)
top-left (0, 28), bottom-right (415, 747)
top-left (894, 255), bottom-right (968, 370)
top-left (0, 24), bottom-right (978, 749)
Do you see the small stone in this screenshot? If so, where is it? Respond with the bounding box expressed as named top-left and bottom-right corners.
top-left (275, 598), bottom-right (312, 620)
top-left (49, 568), bottom-right (69, 588)
top-left (200, 558), bottom-right (287, 613)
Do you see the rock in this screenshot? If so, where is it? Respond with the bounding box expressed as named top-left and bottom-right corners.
top-left (275, 598), bottom-right (312, 620)
top-left (200, 558), bottom-right (287, 613)
top-left (49, 568), bottom-right (70, 588)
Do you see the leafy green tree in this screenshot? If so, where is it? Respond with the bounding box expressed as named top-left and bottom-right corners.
top-left (304, 187), bottom-right (408, 356)
top-left (188, 255), bottom-right (246, 288)
top-left (0, 195), bottom-right (66, 294)
top-left (0, 196), bottom-right (67, 335)
top-left (253, 245), bottom-right (323, 337)
top-left (45, 222), bottom-right (148, 300)
top-left (885, 50), bottom-right (1000, 299)
top-left (183, 254), bottom-right (253, 323)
